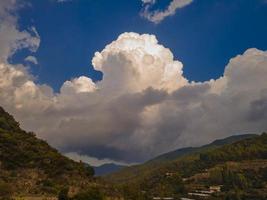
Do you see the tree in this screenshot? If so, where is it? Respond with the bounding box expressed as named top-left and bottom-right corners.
top-left (85, 165), bottom-right (95, 177)
top-left (210, 168), bottom-right (223, 184)
top-left (225, 190), bottom-right (242, 200)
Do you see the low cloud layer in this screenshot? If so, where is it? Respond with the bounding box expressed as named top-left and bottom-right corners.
top-left (1, 0), bottom-right (267, 165)
top-left (141, 0), bottom-right (194, 23)
top-left (64, 152), bottom-right (133, 167)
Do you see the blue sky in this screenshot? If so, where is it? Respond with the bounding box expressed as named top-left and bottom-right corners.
top-left (12, 0), bottom-right (267, 91)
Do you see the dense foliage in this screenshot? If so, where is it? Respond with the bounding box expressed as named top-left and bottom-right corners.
top-left (107, 133), bottom-right (267, 199)
top-left (200, 133), bottom-right (267, 163)
top-left (0, 107), bottom-right (95, 195)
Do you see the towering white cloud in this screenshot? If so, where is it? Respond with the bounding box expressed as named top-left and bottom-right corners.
top-left (141, 0), bottom-right (194, 23)
top-left (92, 32), bottom-right (187, 93)
top-left (0, 1), bottom-right (267, 164)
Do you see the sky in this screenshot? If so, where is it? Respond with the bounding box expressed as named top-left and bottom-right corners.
top-left (0, 0), bottom-right (267, 166)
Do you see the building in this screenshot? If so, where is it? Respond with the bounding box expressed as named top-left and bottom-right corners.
top-left (209, 185), bottom-right (221, 192)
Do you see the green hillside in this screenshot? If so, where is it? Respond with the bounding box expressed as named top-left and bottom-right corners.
top-left (106, 133), bottom-right (258, 183)
top-left (148, 134), bottom-right (257, 163)
top-left (107, 133), bottom-right (267, 200)
top-left (0, 107), bottom-right (95, 196)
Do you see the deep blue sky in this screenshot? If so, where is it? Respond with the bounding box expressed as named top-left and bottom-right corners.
top-left (12, 0), bottom-right (267, 92)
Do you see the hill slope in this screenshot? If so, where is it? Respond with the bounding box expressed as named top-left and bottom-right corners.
top-left (106, 133), bottom-right (258, 183)
top-left (149, 134), bottom-right (257, 163)
top-left (0, 107), bottom-right (94, 196)
top-left (106, 133), bottom-right (267, 199)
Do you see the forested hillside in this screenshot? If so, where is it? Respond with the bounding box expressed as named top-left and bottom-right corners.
top-left (0, 107), bottom-right (94, 196)
top-left (107, 133), bottom-right (267, 199)
top-left (106, 133), bottom-right (259, 183)
top-left (149, 134), bottom-right (257, 163)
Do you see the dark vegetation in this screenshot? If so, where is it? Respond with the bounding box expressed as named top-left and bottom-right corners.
top-left (106, 133), bottom-right (260, 183)
top-left (149, 134), bottom-right (257, 163)
top-left (0, 107), bottom-right (95, 196)
top-left (107, 133), bottom-right (267, 199)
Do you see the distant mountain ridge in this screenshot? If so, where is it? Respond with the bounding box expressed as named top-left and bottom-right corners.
top-left (94, 163), bottom-right (125, 176)
top-left (149, 134), bottom-right (257, 163)
top-left (106, 133), bottom-right (267, 199)
top-left (94, 134), bottom-right (257, 176)
top-left (106, 133), bottom-right (262, 184)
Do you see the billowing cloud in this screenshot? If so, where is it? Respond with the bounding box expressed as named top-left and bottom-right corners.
top-left (92, 32), bottom-right (187, 93)
top-left (0, 1), bottom-right (267, 165)
top-left (141, 0), bottom-right (194, 23)
top-left (61, 76), bottom-right (96, 94)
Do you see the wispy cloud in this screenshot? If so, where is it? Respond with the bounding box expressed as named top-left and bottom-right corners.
top-left (0, 0), bottom-right (40, 62)
top-left (141, 0), bottom-right (194, 23)
top-left (25, 55), bottom-right (38, 65)
top-left (65, 152), bottom-right (136, 167)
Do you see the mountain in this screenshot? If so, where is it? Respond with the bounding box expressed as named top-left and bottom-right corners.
top-left (106, 133), bottom-right (267, 199)
top-left (106, 133), bottom-right (258, 183)
top-left (0, 107), bottom-right (95, 196)
top-left (149, 134), bottom-right (257, 163)
top-left (94, 163), bottom-right (125, 176)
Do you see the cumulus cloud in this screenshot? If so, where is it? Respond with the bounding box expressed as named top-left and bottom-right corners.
top-left (1, 33), bottom-right (267, 164)
top-left (92, 33), bottom-right (187, 93)
top-left (1, 1), bottom-right (267, 165)
top-left (61, 76), bottom-right (96, 94)
top-left (141, 0), bottom-right (194, 23)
